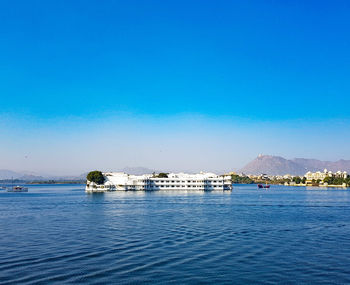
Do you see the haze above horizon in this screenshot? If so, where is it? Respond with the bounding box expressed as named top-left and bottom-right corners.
top-left (1, 0), bottom-right (349, 175)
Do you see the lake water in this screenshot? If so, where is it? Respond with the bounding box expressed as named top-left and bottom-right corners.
top-left (1, 184), bottom-right (350, 284)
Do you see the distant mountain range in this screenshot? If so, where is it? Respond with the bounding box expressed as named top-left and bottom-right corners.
top-left (120, 167), bottom-right (159, 175)
top-left (0, 169), bottom-right (86, 181)
top-left (3, 159), bottom-right (349, 181)
top-left (240, 155), bottom-right (350, 175)
top-left (0, 167), bottom-right (160, 181)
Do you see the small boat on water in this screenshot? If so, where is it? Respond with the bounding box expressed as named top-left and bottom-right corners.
top-left (7, 186), bottom-right (28, 192)
top-left (0, 186), bottom-right (6, 190)
top-left (258, 184), bottom-right (270, 189)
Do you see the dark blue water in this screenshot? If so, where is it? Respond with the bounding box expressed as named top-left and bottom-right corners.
top-left (1, 184), bottom-right (350, 284)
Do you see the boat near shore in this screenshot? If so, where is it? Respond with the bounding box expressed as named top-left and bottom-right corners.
top-left (7, 186), bottom-right (28, 192)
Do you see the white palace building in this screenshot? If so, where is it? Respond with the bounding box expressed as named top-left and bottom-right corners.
top-left (305, 169), bottom-right (348, 182)
top-left (86, 172), bottom-right (233, 192)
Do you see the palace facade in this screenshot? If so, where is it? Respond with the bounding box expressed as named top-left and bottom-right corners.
top-left (86, 172), bottom-right (233, 192)
top-left (305, 169), bottom-right (348, 182)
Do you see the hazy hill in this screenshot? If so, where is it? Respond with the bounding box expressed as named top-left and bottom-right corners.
top-left (120, 167), bottom-right (160, 175)
top-left (240, 155), bottom-right (306, 175)
top-left (0, 170), bottom-right (83, 181)
top-left (0, 169), bottom-right (23, 180)
top-left (0, 167), bottom-right (161, 181)
top-left (18, 174), bottom-right (46, 181)
top-left (292, 158), bottom-right (350, 173)
top-left (240, 155), bottom-right (350, 175)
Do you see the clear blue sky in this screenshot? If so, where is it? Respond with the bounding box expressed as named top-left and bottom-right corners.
top-left (0, 0), bottom-right (349, 175)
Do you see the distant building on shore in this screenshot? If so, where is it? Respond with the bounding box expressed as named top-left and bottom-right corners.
top-left (305, 169), bottom-right (347, 184)
top-left (86, 172), bottom-right (232, 192)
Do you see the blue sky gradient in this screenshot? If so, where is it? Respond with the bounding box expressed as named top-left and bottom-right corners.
top-left (1, 0), bottom-right (349, 174)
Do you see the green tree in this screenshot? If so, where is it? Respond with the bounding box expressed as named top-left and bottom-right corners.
top-left (157, 173), bottom-right (169, 178)
top-left (87, 171), bottom-right (105, 185)
top-left (324, 176), bottom-right (347, 185)
top-left (323, 176), bottom-right (332, 184)
top-left (231, 174), bottom-right (254, 184)
top-left (293, 177), bottom-right (302, 184)
top-left (334, 177), bottom-right (345, 185)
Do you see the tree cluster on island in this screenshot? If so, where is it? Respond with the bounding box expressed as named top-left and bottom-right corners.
top-left (86, 171), bottom-right (105, 185)
top-left (231, 174), bottom-right (290, 185)
top-left (323, 176), bottom-right (350, 186)
top-left (292, 176), bottom-right (307, 184)
top-left (231, 174), bottom-right (254, 184)
top-left (153, 172), bottom-right (169, 178)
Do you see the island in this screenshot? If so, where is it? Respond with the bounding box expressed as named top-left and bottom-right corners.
top-left (86, 171), bottom-right (233, 192)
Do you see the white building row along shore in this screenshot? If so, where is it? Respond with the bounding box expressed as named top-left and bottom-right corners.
top-left (86, 172), bottom-right (233, 192)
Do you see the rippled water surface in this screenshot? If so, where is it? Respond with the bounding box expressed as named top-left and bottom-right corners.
top-left (1, 184), bottom-right (350, 284)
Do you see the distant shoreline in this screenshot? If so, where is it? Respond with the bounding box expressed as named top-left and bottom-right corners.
top-left (0, 180), bottom-right (85, 185)
top-left (232, 182), bottom-right (349, 189)
top-left (28, 181), bottom-right (85, 185)
top-left (283, 183), bottom-right (349, 188)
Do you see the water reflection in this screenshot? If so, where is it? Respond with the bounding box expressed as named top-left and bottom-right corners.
top-left (1, 184), bottom-right (350, 284)
top-left (87, 189), bottom-right (233, 197)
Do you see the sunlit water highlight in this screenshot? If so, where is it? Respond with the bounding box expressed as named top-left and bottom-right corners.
top-left (1, 184), bottom-right (350, 284)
